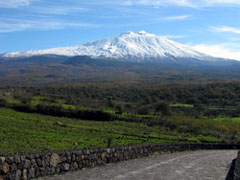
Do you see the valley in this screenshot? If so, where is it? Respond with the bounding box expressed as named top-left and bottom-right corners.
top-left (1, 31), bottom-right (240, 154)
top-left (1, 80), bottom-right (240, 153)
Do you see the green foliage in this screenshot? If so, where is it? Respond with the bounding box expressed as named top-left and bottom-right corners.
top-left (1, 81), bottom-right (240, 153)
top-left (154, 102), bottom-right (170, 117)
top-left (137, 106), bottom-right (150, 115)
top-left (115, 105), bottom-right (123, 114)
top-left (0, 107), bottom-right (223, 154)
top-left (107, 100), bottom-right (114, 108)
top-left (0, 98), bottom-right (9, 107)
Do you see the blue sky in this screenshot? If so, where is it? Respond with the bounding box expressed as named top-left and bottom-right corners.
top-left (1, 0), bottom-right (240, 60)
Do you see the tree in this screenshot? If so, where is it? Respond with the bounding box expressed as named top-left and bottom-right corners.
top-left (107, 100), bottom-right (114, 108)
top-left (194, 103), bottom-right (204, 114)
top-left (137, 106), bottom-right (149, 115)
top-left (154, 102), bottom-right (170, 118)
top-left (115, 105), bottom-right (122, 114)
top-left (124, 104), bottom-right (132, 112)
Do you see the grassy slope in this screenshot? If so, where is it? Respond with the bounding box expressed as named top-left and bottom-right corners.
top-left (212, 117), bottom-right (240, 123)
top-left (0, 107), bottom-right (221, 154)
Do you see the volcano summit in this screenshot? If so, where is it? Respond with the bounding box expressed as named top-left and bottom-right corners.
top-left (2, 31), bottom-right (218, 62)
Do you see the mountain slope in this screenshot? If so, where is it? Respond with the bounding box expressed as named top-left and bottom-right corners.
top-left (2, 31), bottom-right (213, 62)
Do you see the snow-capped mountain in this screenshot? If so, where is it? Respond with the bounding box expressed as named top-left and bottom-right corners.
top-left (2, 31), bottom-right (213, 61)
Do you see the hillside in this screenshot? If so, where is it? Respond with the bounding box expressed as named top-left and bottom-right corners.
top-left (0, 107), bottom-right (224, 154)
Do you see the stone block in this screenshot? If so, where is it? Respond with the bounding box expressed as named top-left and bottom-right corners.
top-left (24, 159), bottom-right (31, 169)
top-left (63, 163), bottom-right (70, 172)
top-left (23, 169), bottom-right (27, 180)
top-left (0, 157), bottom-right (5, 163)
top-left (50, 153), bottom-right (62, 167)
top-left (0, 162), bottom-right (9, 174)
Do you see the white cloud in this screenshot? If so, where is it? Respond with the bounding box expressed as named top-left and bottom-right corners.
top-left (0, 0), bottom-right (34, 8)
top-left (227, 37), bottom-right (240, 41)
top-left (122, 0), bottom-right (133, 6)
top-left (4, 0), bottom-right (239, 9)
top-left (203, 0), bottom-right (240, 5)
top-left (210, 26), bottom-right (240, 34)
top-left (122, 0), bottom-right (196, 7)
top-left (161, 15), bottom-right (191, 21)
top-left (0, 22), bottom-right (30, 32)
top-left (121, 0), bottom-right (240, 7)
top-left (31, 6), bottom-right (88, 15)
top-left (192, 44), bottom-right (240, 61)
top-left (0, 19), bottom-right (99, 33)
top-left (0, 0), bottom-right (88, 15)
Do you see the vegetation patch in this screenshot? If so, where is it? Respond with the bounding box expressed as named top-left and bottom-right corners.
top-left (1, 81), bottom-right (240, 154)
top-left (0, 107), bottom-right (225, 154)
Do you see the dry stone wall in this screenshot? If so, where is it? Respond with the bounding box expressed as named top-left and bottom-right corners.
top-left (234, 150), bottom-right (240, 180)
top-left (0, 143), bottom-right (240, 180)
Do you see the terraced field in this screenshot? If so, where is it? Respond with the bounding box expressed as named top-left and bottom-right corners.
top-left (0, 108), bottom-right (222, 154)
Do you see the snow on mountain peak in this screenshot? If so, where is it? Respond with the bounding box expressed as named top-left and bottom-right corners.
top-left (138, 30), bottom-right (148, 35)
top-left (138, 30), bottom-right (146, 34)
top-left (120, 31), bottom-right (153, 38)
top-left (2, 31), bottom-right (210, 61)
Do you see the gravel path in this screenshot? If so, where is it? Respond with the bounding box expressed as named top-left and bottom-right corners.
top-left (38, 150), bottom-right (237, 180)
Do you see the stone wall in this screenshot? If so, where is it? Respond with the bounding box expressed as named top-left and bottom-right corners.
top-left (234, 150), bottom-right (240, 180)
top-left (0, 143), bottom-right (239, 180)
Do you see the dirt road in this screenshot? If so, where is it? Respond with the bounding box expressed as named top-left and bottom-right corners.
top-left (39, 150), bottom-right (237, 180)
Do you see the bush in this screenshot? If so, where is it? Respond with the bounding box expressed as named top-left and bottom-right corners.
top-left (137, 106), bottom-right (149, 115)
top-left (0, 99), bottom-right (9, 107)
top-left (154, 102), bottom-right (170, 117)
top-left (115, 105), bottom-right (122, 114)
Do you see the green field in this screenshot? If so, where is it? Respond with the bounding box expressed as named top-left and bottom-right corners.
top-left (212, 116), bottom-right (240, 123)
top-left (170, 103), bottom-right (194, 108)
top-left (0, 107), bottom-right (223, 154)
top-left (2, 82), bottom-right (240, 154)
